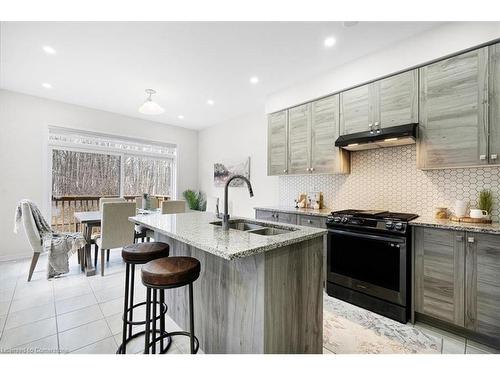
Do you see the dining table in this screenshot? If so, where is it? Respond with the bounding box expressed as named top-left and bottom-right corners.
top-left (74, 210), bottom-right (101, 276)
top-left (74, 208), bottom-right (161, 276)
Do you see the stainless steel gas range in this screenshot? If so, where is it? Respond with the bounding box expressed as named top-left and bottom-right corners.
top-left (325, 209), bottom-right (418, 323)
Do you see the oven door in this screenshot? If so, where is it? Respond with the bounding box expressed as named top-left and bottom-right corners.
top-left (327, 228), bottom-right (407, 306)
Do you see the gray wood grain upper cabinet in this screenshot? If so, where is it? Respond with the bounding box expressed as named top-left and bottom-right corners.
top-left (267, 110), bottom-right (288, 176)
top-left (489, 43), bottom-right (500, 165)
top-left (465, 232), bottom-right (500, 338)
top-left (414, 227), bottom-right (465, 326)
top-left (377, 70), bottom-right (418, 127)
top-left (417, 47), bottom-right (489, 169)
top-left (288, 103), bottom-right (312, 175)
top-left (340, 84), bottom-right (372, 135)
top-left (311, 95), bottom-right (350, 174)
top-left (340, 70), bottom-right (418, 135)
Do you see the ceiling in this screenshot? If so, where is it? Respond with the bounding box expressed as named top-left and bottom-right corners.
top-left (0, 22), bottom-right (443, 130)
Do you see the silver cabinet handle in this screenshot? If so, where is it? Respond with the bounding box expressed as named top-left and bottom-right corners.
top-left (310, 167), bottom-right (315, 172)
top-left (283, 169), bottom-right (287, 173)
top-left (468, 237), bottom-right (475, 243)
top-left (307, 219), bottom-right (312, 224)
top-left (480, 154), bottom-right (487, 160)
top-left (374, 121), bottom-right (380, 127)
top-left (368, 123), bottom-right (373, 128)
top-left (491, 154), bottom-right (498, 160)
top-left (456, 235), bottom-right (464, 242)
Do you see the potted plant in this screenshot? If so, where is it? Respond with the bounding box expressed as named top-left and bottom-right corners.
top-left (477, 189), bottom-right (494, 219)
top-left (182, 190), bottom-right (206, 211)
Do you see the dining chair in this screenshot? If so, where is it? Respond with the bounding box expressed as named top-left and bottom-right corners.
top-left (205, 196), bottom-right (220, 215)
top-left (161, 200), bottom-right (186, 214)
top-left (19, 201), bottom-right (43, 281)
top-left (99, 197), bottom-right (126, 211)
top-left (95, 202), bottom-right (136, 276)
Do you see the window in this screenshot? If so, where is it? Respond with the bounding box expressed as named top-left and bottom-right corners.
top-left (49, 127), bottom-right (177, 231)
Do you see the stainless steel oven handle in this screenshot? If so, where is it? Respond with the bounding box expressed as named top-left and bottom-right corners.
top-left (328, 228), bottom-right (406, 244)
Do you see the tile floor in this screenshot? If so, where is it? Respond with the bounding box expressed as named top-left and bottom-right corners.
top-left (0, 251), bottom-right (498, 354)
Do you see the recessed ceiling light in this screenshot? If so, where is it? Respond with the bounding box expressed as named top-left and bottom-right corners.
top-left (42, 45), bottom-right (56, 55)
top-left (177, 115), bottom-right (184, 120)
top-left (324, 36), bottom-right (336, 48)
top-left (207, 99), bottom-right (215, 105)
top-left (249, 76), bottom-right (259, 84)
top-left (42, 83), bottom-right (52, 89)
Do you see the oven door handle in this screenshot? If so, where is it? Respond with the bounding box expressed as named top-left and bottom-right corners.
top-left (328, 228), bottom-right (406, 244)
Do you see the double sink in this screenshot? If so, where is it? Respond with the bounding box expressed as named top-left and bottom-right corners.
top-left (210, 219), bottom-right (297, 236)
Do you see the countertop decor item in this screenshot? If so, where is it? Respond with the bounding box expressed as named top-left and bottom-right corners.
top-left (434, 207), bottom-right (449, 219)
top-left (478, 189), bottom-right (493, 217)
top-left (182, 190), bottom-right (206, 211)
top-left (449, 215), bottom-right (492, 224)
top-left (453, 200), bottom-right (468, 218)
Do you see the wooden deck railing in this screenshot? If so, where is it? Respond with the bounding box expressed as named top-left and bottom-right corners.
top-left (51, 195), bottom-right (170, 232)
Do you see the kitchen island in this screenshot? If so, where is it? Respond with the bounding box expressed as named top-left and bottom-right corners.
top-left (130, 211), bottom-right (326, 354)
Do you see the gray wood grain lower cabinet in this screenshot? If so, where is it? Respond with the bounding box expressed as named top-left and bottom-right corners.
top-left (297, 215), bottom-right (326, 229)
top-left (288, 103), bottom-right (311, 175)
top-left (465, 232), bottom-right (500, 338)
top-left (255, 210), bottom-right (278, 222)
top-left (254, 209), bottom-right (297, 225)
top-left (414, 227), bottom-right (465, 326)
top-left (417, 47), bottom-right (489, 169)
top-left (268, 110), bottom-right (288, 176)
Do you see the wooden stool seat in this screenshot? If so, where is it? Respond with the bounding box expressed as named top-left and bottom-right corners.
top-left (121, 242), bottom-right (170, 264)
top-left (142, 257), bottom-right (200, 287)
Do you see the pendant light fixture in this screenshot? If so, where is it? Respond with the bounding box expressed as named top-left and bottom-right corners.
top-left (138, 89), bottom-right (164, 115)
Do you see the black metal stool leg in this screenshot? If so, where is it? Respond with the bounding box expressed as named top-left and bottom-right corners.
top-left (120, 263), bottom-right (130, 354)
top-left (144, 287), bottom-right (151, 354)
top-left (152, 289), bottom-right (157, 354)
top-left (189, 283), bottom-right (195, 354)
top-left (128, 265), bottom-right (135, 338)
top-left (160, 290), bottom-right (165, 352)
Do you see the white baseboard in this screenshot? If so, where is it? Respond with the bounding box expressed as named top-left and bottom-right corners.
top-left (0, 251), bottom-right (33, 262)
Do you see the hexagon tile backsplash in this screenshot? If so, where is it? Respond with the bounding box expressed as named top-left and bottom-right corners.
top-left (279, 145), bottom-right (500, 221)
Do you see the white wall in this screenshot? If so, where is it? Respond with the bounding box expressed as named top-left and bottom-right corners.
top-left (266, 22), bottom-right (500, 113)
top-left (0, 89), bottom-right (198, 260)
top-left (198, 112), bottom-right (278, 219)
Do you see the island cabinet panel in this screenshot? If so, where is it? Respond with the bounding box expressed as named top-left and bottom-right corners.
top-left (264, 236), bottom-right (324, 353)
top-left (377, 69), bottom-right (418, 127)
top-left (268, 110), bottom-right (288, 176)
top-left (414, 227), bottom-right (465, 326)
top-left (489, 43), bottom-right (500, 165)
top-left (311, 95), bottom-right (349, 174)
top-left (417, 47), bottom-right (489, 169)
top-left (340, 84), bottom-right (372, 135)
top-left (288, 103), bottom-right (311, 175)
top-left (156, 234), bottom-right (323, 354)
top-left (465, 232), bottom-right (500, 340)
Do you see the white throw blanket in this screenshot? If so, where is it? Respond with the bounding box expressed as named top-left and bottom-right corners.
top-left (14, 199), bottom-right (86, 279)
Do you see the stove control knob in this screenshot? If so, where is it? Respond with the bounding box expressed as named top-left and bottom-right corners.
top-left (394, 222), bottom-right (404, 230)
top-left (341, 217), bottom-right (349, 224)
top-left (385, 221), bottom-right (394, 229)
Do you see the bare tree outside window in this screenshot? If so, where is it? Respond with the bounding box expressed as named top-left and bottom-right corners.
top-left (123, 155), bottom-right (172, 196)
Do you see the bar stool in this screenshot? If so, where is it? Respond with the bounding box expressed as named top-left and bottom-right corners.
top-left (117, 242), bottom-right (171, 354)
top-left (141, 256), bottom-right (201, 354)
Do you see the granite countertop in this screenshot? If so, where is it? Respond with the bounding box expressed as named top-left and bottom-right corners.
top-left (129, 211), bottom-right (327, 260)
top-left (409, 216), bottom-right (500, 234)
top-left (254, 206), bottom-right (332, 217)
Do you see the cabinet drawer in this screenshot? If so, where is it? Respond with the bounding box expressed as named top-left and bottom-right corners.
top-left (276, 212), bottom-right (297, 225)
top-left (255, 210), bottom-right (277, 222)
top-left (298, 215), bottom-right (326, 228)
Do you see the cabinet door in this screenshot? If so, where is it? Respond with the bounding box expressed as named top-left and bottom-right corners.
top-left (311, 95), bottom-right (350, 174)
top-left (377, 70), bottom-right (418, 128)
top-left (255, 210), bottom-right (277, 222)
top-left (465, 232), bottom-right (500, 338)
top-left (340, 84), bottom-right (373, 135)
top-left (418, 47), bottom-right (489, 169)
top-left (414, 227), bottom-right (465, 326)
top-left (267, 110), bottom-right (288, 176)
top-left (288, 103), bottom-right (311, 175)
top-left (489, 43), bottom-right (500, 165)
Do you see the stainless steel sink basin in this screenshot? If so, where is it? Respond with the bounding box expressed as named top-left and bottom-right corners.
top-left (210, 220), bottom-right (297, 236)
top-left (210, 221), bottom-right (263, 231)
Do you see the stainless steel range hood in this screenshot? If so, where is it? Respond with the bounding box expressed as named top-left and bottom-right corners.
top-left (334, 123), bottom-right (418, 151)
